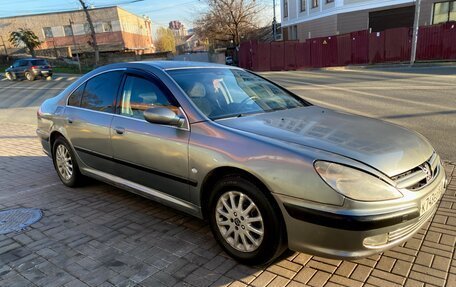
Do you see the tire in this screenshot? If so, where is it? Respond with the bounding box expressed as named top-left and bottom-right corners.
top-left (25, 71), bottom-right (35, 81)
top-left (5, 72), bottom-right (14, 81)
top-left (52, 137), bottom-right (83, 187)
top-left (208, 175), bottom-right (286, 265)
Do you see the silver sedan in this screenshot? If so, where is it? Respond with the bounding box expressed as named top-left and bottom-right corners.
top-left (37, 61), bottom-right (448, 265)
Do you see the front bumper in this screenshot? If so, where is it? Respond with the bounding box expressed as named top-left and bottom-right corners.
top-left (275, 164), bottom-right (447, 259)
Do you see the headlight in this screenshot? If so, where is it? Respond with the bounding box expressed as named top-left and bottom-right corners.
top-left (314, 161), bottom-right (403, 201)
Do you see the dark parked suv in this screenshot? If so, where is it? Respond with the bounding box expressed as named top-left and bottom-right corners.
top-left (5, 58), bottom-right (53, 81)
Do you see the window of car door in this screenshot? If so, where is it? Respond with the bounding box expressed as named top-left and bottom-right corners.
top-left (117, 74), bottom-right (180, 121)
top-left (80, 71), bottom-right (123, 113)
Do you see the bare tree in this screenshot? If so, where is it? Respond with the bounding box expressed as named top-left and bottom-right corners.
top-left (78, 0), bottom-right (99, 65)
top-left (194, 0), bottom-right (265, 47)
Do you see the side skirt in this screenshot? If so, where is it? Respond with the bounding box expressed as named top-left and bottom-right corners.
top-left (81, 167), bottom-right (203, 219)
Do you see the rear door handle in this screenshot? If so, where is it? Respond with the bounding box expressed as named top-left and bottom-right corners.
top-left (67, 118), bottom-right (73, 124)
top-left (114, 127), bottom-right (125, 135)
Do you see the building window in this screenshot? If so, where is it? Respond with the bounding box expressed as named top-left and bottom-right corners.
top-left (284, 0), bottom-right (288, 17)
top-left (102, 22), bottom-right (113, 32)
top-left (63, 25), bottom-right (73, 37)
top-left (83, 23), bottom-right (91, 34)
top-left (43, 27), bottom-right (53, 38)
top-left (433, 1), bottom-right (456, 24)
top-left (289, 25), bottom-right (298, 40)
top-left (300, 0), bottom-right (306, 12)
top-left (326, 0), bottom-right (334, 3)
top-left (312, 0), bottom-right (319, 8)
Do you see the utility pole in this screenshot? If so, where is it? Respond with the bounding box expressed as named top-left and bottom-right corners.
top-left (410, 0), bottom-right (421, 65)
top-left (272, 0), bottom-right (277, 41)
top-left (0, 36), bottom-right (8, 57)
top-left (69, 19), bottom-right (82, 73)
top-left (78, 0), bottom-right (99, 66)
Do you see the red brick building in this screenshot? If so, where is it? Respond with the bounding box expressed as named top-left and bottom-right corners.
top-left (0, 6), bottom-right (154, 56)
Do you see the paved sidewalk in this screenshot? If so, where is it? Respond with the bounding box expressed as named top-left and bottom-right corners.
top-left (0, 123), bottom-right (455, 287)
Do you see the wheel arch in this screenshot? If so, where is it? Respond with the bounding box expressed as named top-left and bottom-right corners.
top-left (49, 131), bottom-right (66, 155)
top-left (200, 167), bottom-right (284, 226)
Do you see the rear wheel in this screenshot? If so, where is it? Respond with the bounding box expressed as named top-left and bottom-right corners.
top-left (208, 175), bottom-right (285, 265)
top-left (25, 71), bottom-right (34, 81)
top-left (52, 137), bottom-right (83, 187)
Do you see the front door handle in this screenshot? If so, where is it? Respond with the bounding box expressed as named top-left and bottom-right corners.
top-left (67, 118), bottom-right (73, 124)
top-left (114, 127), bottom-right (125, 135)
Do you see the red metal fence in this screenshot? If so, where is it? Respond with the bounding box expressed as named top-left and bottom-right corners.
top-left (239, 22), bottom-right (456, 71)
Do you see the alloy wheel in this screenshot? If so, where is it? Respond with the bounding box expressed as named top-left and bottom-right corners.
top-left (55, 144), bottom-right (73, 181)
top-left (215, 191), bottom-right (264, 253)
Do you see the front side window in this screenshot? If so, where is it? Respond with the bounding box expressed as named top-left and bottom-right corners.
top-left (433, 1), bottom-right (456, 24)
top-left (43, 27), bottom-right (53, 38)
top-left (119, 75), bottom-right (174, 120)
top-left (168, 68), bottom-right (307, 120)
top-left (80, 71), bottom-right (123, 113)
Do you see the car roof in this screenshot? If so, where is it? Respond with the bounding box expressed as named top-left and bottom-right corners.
top-left (138, 60), bottom-right (233, 71)
top-left (15, 58), bottom-right (47, 61)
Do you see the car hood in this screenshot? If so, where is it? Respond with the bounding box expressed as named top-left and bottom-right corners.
top-left (217, 106), bottom-right (434, 177)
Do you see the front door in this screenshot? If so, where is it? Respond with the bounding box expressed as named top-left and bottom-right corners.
top-left (110, 70), bottom-right (191, 201)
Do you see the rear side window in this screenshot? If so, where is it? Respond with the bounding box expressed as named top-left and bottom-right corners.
top-left (31, 60), bottom-right (48, 66)
top-left (80, 71), bottom-right (123, 113)
top-left (68, 83), bottom-right (86, 107)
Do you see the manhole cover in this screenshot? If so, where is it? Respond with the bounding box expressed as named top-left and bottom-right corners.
top-left (0, 208), bottom-right (42, 234)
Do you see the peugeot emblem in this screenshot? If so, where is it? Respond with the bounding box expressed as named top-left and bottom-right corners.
top-left (420, 162), bottom-right (433, 182)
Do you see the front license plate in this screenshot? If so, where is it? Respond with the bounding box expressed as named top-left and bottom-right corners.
top-left (420, 183), bottom-right (444, 215)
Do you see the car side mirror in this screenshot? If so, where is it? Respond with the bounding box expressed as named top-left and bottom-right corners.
top-left (144, 107), bottom-right (185, 128)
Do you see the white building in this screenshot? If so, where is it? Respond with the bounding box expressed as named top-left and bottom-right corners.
top-left (281, 0), bottom-right (456, 41)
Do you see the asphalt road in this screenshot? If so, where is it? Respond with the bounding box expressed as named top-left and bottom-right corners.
top-left (262, 66), bottom-right (456, 163)
top-left (0, 66), bottom-right (454, 162)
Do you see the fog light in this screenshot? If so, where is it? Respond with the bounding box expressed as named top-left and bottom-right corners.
top-left (363, 233), bottom-right (388, 247)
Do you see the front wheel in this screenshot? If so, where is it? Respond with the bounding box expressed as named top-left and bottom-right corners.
top-left (52, 137), bottom-right (83, 187)
top-left (208, 175), bottom-right (286, 265)
top-left (5, 72), bottom-right (14, 81)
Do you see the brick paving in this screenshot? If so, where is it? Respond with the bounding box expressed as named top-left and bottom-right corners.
top-left (0, 123), bottom-right (455, 287)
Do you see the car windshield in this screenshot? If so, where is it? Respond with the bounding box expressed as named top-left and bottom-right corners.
top-left (31, 60), bottom-right (48, 66)
top-left (168, 68), bottom-right (307, 120)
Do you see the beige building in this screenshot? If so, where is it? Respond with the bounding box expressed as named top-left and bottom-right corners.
top-left (281, 0), bottom-right (456, 41)
top-left (0, 6), bottom-right (154, 56)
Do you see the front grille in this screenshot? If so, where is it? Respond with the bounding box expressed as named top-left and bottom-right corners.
top-left (388, 206), bottom-right (434, 243)
top-left (391, 153), bottom-right (439, 190)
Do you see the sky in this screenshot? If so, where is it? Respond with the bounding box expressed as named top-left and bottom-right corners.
top-left (0, 0), bottom-right (280, 36)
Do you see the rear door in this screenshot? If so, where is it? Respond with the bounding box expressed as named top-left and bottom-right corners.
top-left (64, 69), bottom-right (124, 174)
top-left (110, 69), bottom-right (192, 201)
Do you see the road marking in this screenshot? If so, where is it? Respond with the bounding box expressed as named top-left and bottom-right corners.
top-left (278, 78), bottom-right (452, 111)
top-left (286, 85), bottom-right (456, 90)
top-left (0, 86), bottom-right (64, 90)
top-left (54, 77), bottom-right (63, 81)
